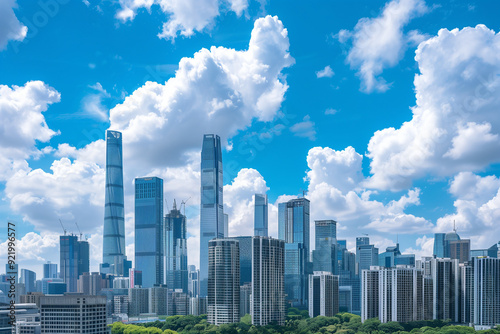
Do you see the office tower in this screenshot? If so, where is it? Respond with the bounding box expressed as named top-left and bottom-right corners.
top-left (208, 239), bottom-right (240, 325)
top-left (224, 213), bottom-right (229, 237)
top-left (233, 236), bottom-right (253, 286)
top-left (168, 290), bottom-right (190, 316)
top-left (378, 244), bottom-right (401, 267)
top-left (135, 176), bottom-right (164, 288)
top-left (47, 282), bottom-right (66, 294)
top-left (149, 285), bottom-right (169, 316)
top-left (252, 237), bottom-right (285, 326)
top-left (278, 198), bottom-right (310, 308)
top-left (486, 241), bottom-right (499, 258)
top-left (444, 230), bottom-right (460, 258)
top-left (356, 237), bottom-right (369, 247)
top-left (164, 199), bottom-right (188, 293)
top-left (313, 220), bottom-right (337, 274)
top-left (129, 268), bottom-right (143, 288)
top-left (200, 134), bottom-right (224, 297)
top-left (43, 262), bottom-right (58, 279)
top-left (356, 244), bottom-right (379, 275)
top-left (128, 288), bottom-right (149, 316)
top-left (77, 272), bottom-right (106, 295)
top-left (449, 239), bottom-right (470, 263)
top-left (254, 194), bottom-right (268, 237)
top-left (40, 295), bottom-right (108, 333)
top-left (188, 267), bottom-right (200, 297)
top-left (60, 235), bottom-right (89, 292)
top-left (428, 257), bottom-right (460, 322)
top-left (20, 269), bottom-right (36, 293)
top-left (309, 271), bottom-right (339, 318)
top-left (240, 283), bottom-right (252, 317)
top-left (433, 233), bottom-right (446, 258)
top-left (472, 257), bottom-right (500, 328)
top-left (103, 130), bottom-right (127, 276)
top-left (361, 266), bottom-right (425, 323)
top-left (114, 295), bottom-right (129, 315)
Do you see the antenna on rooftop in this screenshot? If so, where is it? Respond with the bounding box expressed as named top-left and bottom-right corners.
top-left (453, 220), bottom-right (456, 233)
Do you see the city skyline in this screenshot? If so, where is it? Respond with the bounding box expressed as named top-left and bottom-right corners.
top-left (1, 0), bottom-right (500, 280)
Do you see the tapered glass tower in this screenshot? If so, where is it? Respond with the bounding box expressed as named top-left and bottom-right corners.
top-left (254, 194), bottom-right (268, 237)
top-left (103, 130), bottom-right (126, 276)
top-left (200, 134), bottom-right (224, 297)
top-left (165, 199), bottom-right (188, 293)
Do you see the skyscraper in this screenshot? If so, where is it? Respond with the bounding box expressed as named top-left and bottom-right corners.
top-left (208, 239), bottom-right (240, 325)
top-left (356, 244), bottom-right (379, 275)
top-left (472, 257), bottom-right (500, 328)
top-left (254, 194), bottom-right (268, 237)
top-left (309, 271), bottom-right (339, 318)
top-left (433, 233), bottom-right (446, 258)
top-left (428, 257), bottom-right (460, 322)
top-left (60, 235), bottom-right (89, 292)
top-left (135, 176), bottom-right (164, 288)
top-left (200, 134), bottom-right (224, 297)
top-left (313, 220), bottom-right (337, 274)
top-left (278, 197), bottom-right (310, 308)
top-left (164, 199), bottom-right (188, 293)
top-left (43, 262), bottom-right (58, 279)
top-left (252, 237), bottom-right (285, 326)
top-left (233, 236), bottom-right (253, 286)
top-left (449, 239), bottom-right (470, 263)
top-left (20, 269), bottom-right (36, 293)
top-left (103, 130), bottom-right (127, 276)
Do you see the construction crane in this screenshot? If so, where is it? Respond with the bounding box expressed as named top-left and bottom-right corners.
top-left (181, 197), bottom-right (191, 216)
top-left (59, 219), bottom-right (67, 236)
top-left (75, 222), bottom-right (83, 241)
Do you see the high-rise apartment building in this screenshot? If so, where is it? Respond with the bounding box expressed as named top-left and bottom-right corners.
top-left (60, 235), bottom-right (89, 292)
top-left (252, 237), bottom-right (285, 326)
top-left (149, 285), bottom-right (169, 316)
top-left (128, 288), bottom-right (149, 316)
top-left (254, 194), bottom-right (268, 237)
top-left (279, 198), bottom-right (310, 308)
top-left (40, 295), bottom-right (107, 333)
top-left (472, 257), bottom-right (500, 328)
top-left (103, 130), bottom-right (127, 276)
top-left (200, 134), bottom-right (224, 297)
top-left (208, 239), bottom-right (240, 325)
top-left (135, 176), bottom-right (164, 288)
top-left (428, 257), bottom-right (460, 322)
top-left (164, 200), bottom-right (188, 293)
top-left (309, 271), bottom-right (339, 318)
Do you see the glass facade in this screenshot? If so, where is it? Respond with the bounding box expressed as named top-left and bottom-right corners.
top-left (164, 200), bottom-right (188, 293)
top-left (279, 197), bottom-right (310, 308)
top-left (233, 236), bottom-right (252, 285)
top-left (60, 235), bottom-right (89, 292)
top-left (103, 130), bottom-right (127, 275)
top-left (254, 194), bottom-right (268, 237)
top-left (313, 220), bottom-right (337, 274)
top-left (43, 262), bottom-right (58, 279)
top-left (135, 176), bottom-right (164, 288)
top-left (200, 134), bottom-right (224, 297)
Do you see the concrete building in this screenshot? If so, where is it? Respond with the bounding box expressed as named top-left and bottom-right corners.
top-left (309, 271), bottom-right (339, 318)
top-left (128, 288), bottom-right (149, 317)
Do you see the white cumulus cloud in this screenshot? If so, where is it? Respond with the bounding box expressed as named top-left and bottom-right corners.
top-left (0, 0), bottom-right (27, 50)
top-left (366, 25), bottom-right (500, 191)
top-left (316, 65), bottom-right (334, 78)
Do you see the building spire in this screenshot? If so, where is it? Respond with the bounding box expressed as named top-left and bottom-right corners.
top-left (173, 199), bottom-right (177, 211)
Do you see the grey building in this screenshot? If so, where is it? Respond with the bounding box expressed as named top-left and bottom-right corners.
top-left (240, 283), bottom-right (251, 318)
top-left (208, 239), bottom-right (240, 325)
top-left (164, 200), bottom-right (188, 293)
top-left (449, 239), bottom-right (470, 264)
top-left (254, 194), bottom-right (268, 237)
top-left (149, 285), bottom-right (169, 316)
top-left (252, 237), bottom-right (285, 326)
top-left (128, 288), bottom-right (149, 317)
top-left (188, 267), bottom-right (200, 298)
top-left (40, 295), bottom-right (108, 333)
top-left (168, 290), bottom-right (190, 316)
top-left (200, 134), bottom-right (224, 297)
top-left (279, 198), bottom-right (310, 308)
top-left (103, 130), bottom-right (127, 276)
top-left (135, 176), bottom-right (164, 288)
top-left (428, 257), bottom-right (460, 322)
top-left (309, 271), bottom-right (339, 318)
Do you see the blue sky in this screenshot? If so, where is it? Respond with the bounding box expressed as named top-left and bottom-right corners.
top-left (1, 0), bottom-right (500, 276)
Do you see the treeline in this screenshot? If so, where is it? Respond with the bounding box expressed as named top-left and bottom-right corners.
top-left (110, 311), bottom-right (500, 334)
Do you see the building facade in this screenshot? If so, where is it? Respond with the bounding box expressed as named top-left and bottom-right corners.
top-left (254, 194), bottom-right (268, 237)
top-left (103, 130), bottom-right (127, 276)
top-left (164, 200), bottom-right (188, 293)
top-left (309, 271), bottom-right (339, 318)
top-left (207, 239), bottom-right (240, 325)
top-left (200, 134), bottom-right (224, 297)
top-left (59, 235), bottom-right (89, 293)
top-left (135, 176), bottom-right (164, 288)
top-left (313, 220), bottom-right (337, 275)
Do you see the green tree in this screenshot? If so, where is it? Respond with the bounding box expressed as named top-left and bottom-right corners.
top-left (379, 321), bottom-right (404, 333)
top-left (361, 318), bottom-right (381, 334)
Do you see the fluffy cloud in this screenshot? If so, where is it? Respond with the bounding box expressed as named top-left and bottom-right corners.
top-left (316, 65), bottom-right (334, 78)
top-left (0, 0), bottom-right (27, 50)
top-left (338, 0), bottom-right (427, 92)
top-left (435, 172), bottom-right (500, 248)
top-left (116, 0), bottom-right (249, 40)
top-left (366, 25), bottom-right (500, 190)
top-left (290, 115), bottom-right (316, 141)
top-left (0, 81), bottom-right (60, 181)
top-left (81, 83), bottom-right (111, 121)
top-left (305, 146), bottom-right (432, 244)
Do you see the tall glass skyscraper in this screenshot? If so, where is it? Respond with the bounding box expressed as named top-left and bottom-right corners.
top-left (278, 198), bottom-right (310, 308)
top-left (60, 235), bottom-right (89, 292)
top-left (313, 220), bottom-right (337, 274)
top-left (135, 176), bottom-right (164, 288)
top-left (164, 199), bottom-right (188, 293)
top-left (433, 233), bottom-right (445, 258)
top-left (254, 194), bottom-right (268, 237)
top-left (43, 262), bottom-right (58, 279)
top-left (103, 130), bottom-right (127, 276)
top-left (200, 134), bottom-right (224, 297)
